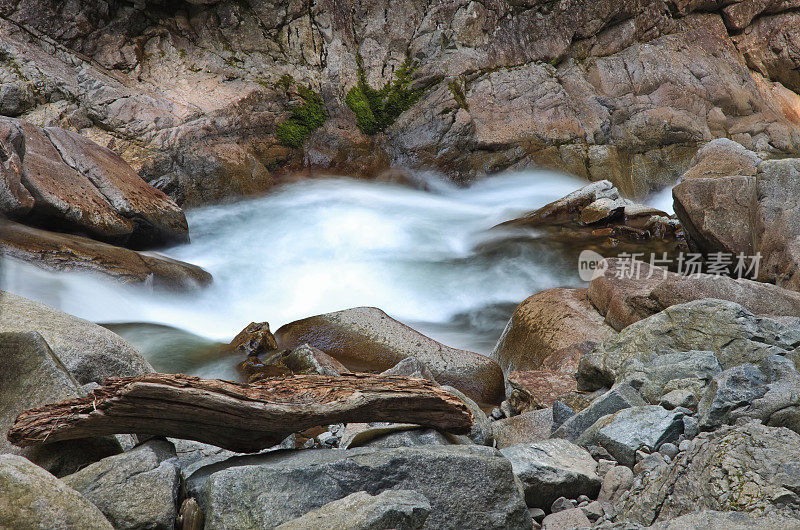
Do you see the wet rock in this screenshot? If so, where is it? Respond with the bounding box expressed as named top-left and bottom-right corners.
top-left (491, 288), bottom-right (616, 374)
top-left (507, 370), bottom-right (578, 413)
top-left (492, 409), bottom-right (554, 449)
top-left (578, 299), bottom-right (800, 390)
top-left (189, 445), bottom-right (531, 529)
top-left (697, 355), bottom-right (800, 433)
top-left (590, 406), bottom-right (685, 467)
top-left (275, 307), bottom-right (504, 405)
top-left (0, 454), bottom-right (113, 529)
top-left (500, 439), bottom-right (601, 510)
top-left (275, 490), bottom-right (432, 530)
top-left (541, 508), bottom-right (592, 530)
top-left (552, 384), bottom-right (647, 442)
top-left (0, 290), bottom-right (152, 384)
top-left (227, 322), bottom-right (279, 357)
top-left (613, 422), bottom-right (800, 525)
top-left (63, 440), bottom-right (180, 530)
top-left (0, 117), bottom-right (187, 247)
top-left (1, 220), bottom-right (211, 289)
top-left (0, 331), bottom-right (123, 476)
top-left (589, 258), bottom-right (800, 331)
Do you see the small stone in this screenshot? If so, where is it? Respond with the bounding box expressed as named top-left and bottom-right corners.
top-left (659, 389), bottom-right (697, 410)
top-left (576, 495), bottom-right (591, 504)
top-left (541, 507), bottom-right (591, 530)
top-left (577, 500), bottom-right (589, 507)
top-left (683, 415), bottom-right (699, 439)
top-left (679, 439), bottom-right (691, 452)
top-left (491, 407), bottom-right (504, 420)
top-left (529, 507), bottom-right (546, 523)
top-left (550, 497), bottom-right (573, 513)
top-left (596, 460), bottom-right (616, 479)
top-left (598, 465), bottom-right (633, 508)
top-left (501, 400), bottom-right (515, 418)
top-left (588, 445), bottom-right (614, 461)
top-left (581, 500), bottom-right (604, 522)
top-left (659, 442), bottom-right (678, 460)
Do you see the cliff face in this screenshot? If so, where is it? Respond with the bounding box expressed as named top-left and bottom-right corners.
top-left (1, 0), bottom-right (799, 204)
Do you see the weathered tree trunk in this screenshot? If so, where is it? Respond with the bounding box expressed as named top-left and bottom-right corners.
top-left (8, 373), bottom-right (473, 453)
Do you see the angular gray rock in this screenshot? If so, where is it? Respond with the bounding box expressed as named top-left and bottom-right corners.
top-left (591, 406), bottom-right (685, 467)
top-left (382, 357), bottom-right (438, 382)
top-left (616, 351), bottom-right (722, 406)
top-left (492, 408), bottom-right (554, 449)
top-left (500, 439), bottom-right (601, 510)
top-left (63, 439), bottom-right (180, 530)
top-left (578, 299), bottom-right (800, 390)
top-left (190, 445), bottom-right (531, 529)
top-left (552, 384), bottom-right (646, 442)
top-left (0, 290), bottom-right (153, 384)
top-left (698, 355), bottom-right (800, 433)
top-left (275, 490), bottom-right (431, 530)
top-left (0, 331), bottom-right (123, 476)
top-left (0, 454), bottom-right (113, 529)
top-left (613, 422), bottom-right (800, 525)
top-left (649, 510), bottom-right (800, 529)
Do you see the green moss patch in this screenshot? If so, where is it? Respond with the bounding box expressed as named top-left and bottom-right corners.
top-left (345, 56), bottom-right (424, 135)
top-left (276, 84), bottom-right (327, 149)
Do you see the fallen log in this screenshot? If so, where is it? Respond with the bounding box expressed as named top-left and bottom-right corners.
top-left (7, 373), bottom-right (473, 453)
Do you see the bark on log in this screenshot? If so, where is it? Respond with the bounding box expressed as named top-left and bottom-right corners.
top-left (7, 373), bottom-right (473, 453)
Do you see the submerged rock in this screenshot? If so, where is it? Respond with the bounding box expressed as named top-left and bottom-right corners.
top-left (275, 307), bottom-right (504, 405)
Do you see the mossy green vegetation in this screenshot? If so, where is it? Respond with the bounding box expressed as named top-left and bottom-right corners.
top-left (345, 56), bottom-right (424, 135)
top-left (447, 77), bottom-right (469, 111)
top-left (276, 84), bottom-right (327, 148)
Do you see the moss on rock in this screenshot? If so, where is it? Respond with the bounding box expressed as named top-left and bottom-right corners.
top-left (276, 84), bottom-right (327, 149)
top-left (345, 56), bottom-right (424, 135)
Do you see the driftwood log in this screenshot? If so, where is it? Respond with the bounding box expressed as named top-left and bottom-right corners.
top-left (7, 373), bottom-right (473, 453)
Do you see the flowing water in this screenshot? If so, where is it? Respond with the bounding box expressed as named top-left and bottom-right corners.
top-left (0, 170), bottom-right (673, 377)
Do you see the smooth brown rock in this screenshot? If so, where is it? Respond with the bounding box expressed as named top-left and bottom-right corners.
top-left (541, 341), bottom-right (597, 374)
top-left (507, 370), bottom-right (578, 413)
top-left (589, 258), bottom-right (800, 330)
top-left (275, 307), bottom-right (504, 405)
top-left (227, 322), bottom-right (279, 356)
top-left (45, 127), bottom-right (188, 247)
top-left (0, 220), bottom-right (210, 289)
top-left (491, 288), bottom-right (616, 374)
top-left (679, 138), bottom-right (761, 181)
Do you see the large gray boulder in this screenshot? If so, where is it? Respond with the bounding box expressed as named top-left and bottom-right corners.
top-left (613, 422), bottom-right (800, 525)
top-left (0, 331), bottom-right (123, 476)
top-left (0, 454), bottom-right (113, 529)
top-left (588, 406), bottom-right (685, 467)
top-left (552, 384), bottom-right (647, 442)
top-left (698, 355), bottom-right (800, 433)
top-left (649, 510), bottom-right (800, 529)
top-left (0, 291), bottom-right (153, 384)
top-left (754, 159), bottom-right (800, 291)
top-left (492, 408), bottom-right (554, 449)
top-left (578, 299), bottom-right (800, 390)
top-left (616, 351), bottom-right (722, 408)
top-left (189, 445), bottom-right (531, 529)
top-left (63, 440), bottom-right (181, 530)
top-left (275, 490), bottom-right (431, 530)
top-left (500, 439), bottom-right (601, 510)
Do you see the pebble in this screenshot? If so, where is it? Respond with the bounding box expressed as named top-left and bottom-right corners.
top-left (659, 442), bottom-right (678, 461)
top-left (490, 407), bottom-right (504, 420)
top-left (529, 507), bottom-right (546, 523)
top-left (500, 400), bottom-right (514, 418)
top-left (596, 459), bottom-right (616, 479)
top-left (581, 500), bottom-right (605, 522)
top-left (683, 416), bottom-right (699, 438)
top-left (576, 495), bottom-right (591, 504)
top-left (679, 439), bottom-right (691, 452)
top-left (550, 497), bottom-right (575, 513)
